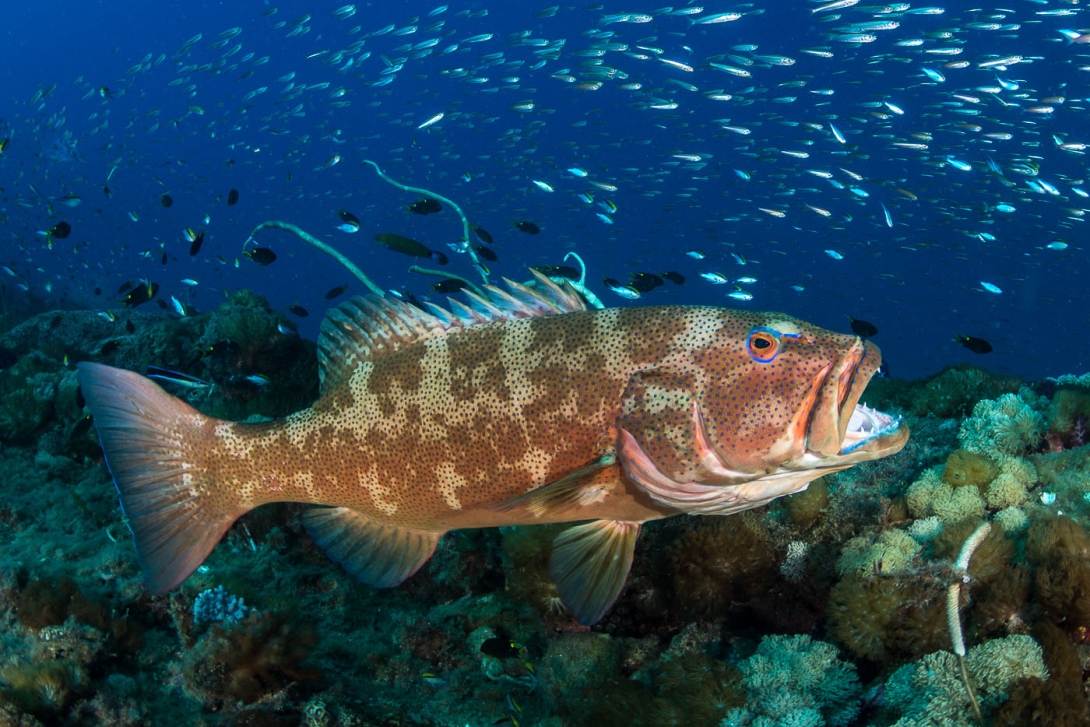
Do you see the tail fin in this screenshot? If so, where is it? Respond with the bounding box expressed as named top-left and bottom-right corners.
top-left (78, 362), bottom-right (242, 593)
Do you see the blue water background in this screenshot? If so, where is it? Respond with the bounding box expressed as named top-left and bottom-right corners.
top-left (2, 0), bottom-right (1087, 381)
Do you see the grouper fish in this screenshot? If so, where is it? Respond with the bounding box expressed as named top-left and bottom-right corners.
top-left (78, 272), bottom-right (908, 624)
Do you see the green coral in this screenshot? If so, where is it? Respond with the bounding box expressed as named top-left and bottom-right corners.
top-left (984, 472), bottom-right (1028, 510)
top-left (882, 635), bottom-right (1048, 727)
top-left (1033, 445), bottom-right (1090, 498)
top-left (1045, 388), bottom-right (1090, 435)
top-left (994, 506), bottom-right (1029, 534)
top-left (941, 449), bottom-right (997, 490)
top-left (959, 390), bottom-right (1044, 458)
top-left (906, 453), bottom-right (1034, 520)
top-left (721, 634), bottom-right (861, 727)
top-left (836, 529), bottom-right (921, 578)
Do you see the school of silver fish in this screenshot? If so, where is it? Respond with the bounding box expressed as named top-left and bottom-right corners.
top-left (1, 1), bottom-right (1087, 369)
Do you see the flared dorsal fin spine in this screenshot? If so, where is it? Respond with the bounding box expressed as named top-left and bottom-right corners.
top-left (481, 285), bottom-right (525, 315)
top-left (317, 273), bottom-right (588, 391)
top-left (424, 301), bottom-right (455, 326)
top-left (447, 298), bottom-right (481, 325)
top-left (462, 289), bottom-right (505, 320)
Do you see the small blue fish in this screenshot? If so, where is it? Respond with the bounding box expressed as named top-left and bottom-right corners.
top-left (921, 67), bottom-right (945, 83)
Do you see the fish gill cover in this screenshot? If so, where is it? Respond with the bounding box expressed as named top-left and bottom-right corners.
top-left (1, 1), bottom-right (1090, 725)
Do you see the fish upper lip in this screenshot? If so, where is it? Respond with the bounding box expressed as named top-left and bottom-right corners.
top-left (803, 338), bottom-right (904, 458)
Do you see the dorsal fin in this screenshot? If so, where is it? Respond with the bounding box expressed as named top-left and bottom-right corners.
top-left (317, 270), bottom-right (586, 391)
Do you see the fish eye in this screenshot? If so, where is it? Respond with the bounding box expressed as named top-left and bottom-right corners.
top-left (746, 328), bottom-right (782, 363)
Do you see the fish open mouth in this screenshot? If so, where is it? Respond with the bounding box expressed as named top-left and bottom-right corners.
top-left (840, 403), bottom-right (903, 454)
top-left (800, 337), bottom-right (908, 461)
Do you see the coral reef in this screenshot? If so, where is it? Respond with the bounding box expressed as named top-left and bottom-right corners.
top-left (994, 622), bottom-right (1090, 725)
top-left (183, 611), bottom-right (323, 708)
top-left (881, 635), bottom-right (1047, 726)
top-left (827, 571), bottom-right (948, 664)
top-left (192, 585), bottom-right (250, 626)
top-left (836, 528), bottom-right (922, 578)
top-left (1044, 388), bottom-right (1090, 450)
top-left (5, 296), bottom-right (1090, 724)
top-left (0, 661), bottom-right (90, 721)
top-left (501, 523), bottom-right (571, 619)
top-left (196, 291), bottom-right (318, 420)
top-left (868, 364), bottom-right (1021, 419)
top-left (722, 634), bottom-right (861, 727)
top-left (666, 516), bottom-right (777, 620)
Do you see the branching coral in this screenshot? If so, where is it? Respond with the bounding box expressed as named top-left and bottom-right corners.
top-left (882, 635), bottom-right (1047, 726)
top-left (722, 634), bottom-right (861, 727)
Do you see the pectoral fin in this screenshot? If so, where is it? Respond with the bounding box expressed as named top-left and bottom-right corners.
top-left (490, 452), bottom-right (617, 517)
top-left (549, 519), bottom-right (641, 625)
top-left (304, 507), bottom-right (443, 588)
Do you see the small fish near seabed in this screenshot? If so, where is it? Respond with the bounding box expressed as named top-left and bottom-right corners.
top-left (955, 334), bottom-right (993, 354)
top-left (78, 273), bottom-right (908, 625)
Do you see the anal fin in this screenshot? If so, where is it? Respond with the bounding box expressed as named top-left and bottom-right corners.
top-left (549, 519), bottom-right (641, 625)
top-left (303, 507), bottom-right (443, 588)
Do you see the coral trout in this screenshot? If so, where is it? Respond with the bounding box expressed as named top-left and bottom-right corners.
top-left (78, 272), bottom-right (908, 624)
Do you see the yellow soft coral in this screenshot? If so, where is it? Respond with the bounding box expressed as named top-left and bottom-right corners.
top-left (906, 466), bottom-right (944, 519)
top-left (985, 473), bottom-right (1028, 510)
top-left (837, 529), bottom-right (921, 578)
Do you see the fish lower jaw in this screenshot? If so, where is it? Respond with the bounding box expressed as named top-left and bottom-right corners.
top-left (839, 402), bottom-right (903, 454)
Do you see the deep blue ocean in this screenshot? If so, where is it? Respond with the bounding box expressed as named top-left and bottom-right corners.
top-left (2, 0), bottom-right (1088, 382)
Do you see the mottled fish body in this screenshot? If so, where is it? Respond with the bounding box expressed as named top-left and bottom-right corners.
top-left (79, 273), bottom-right (907, 624)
